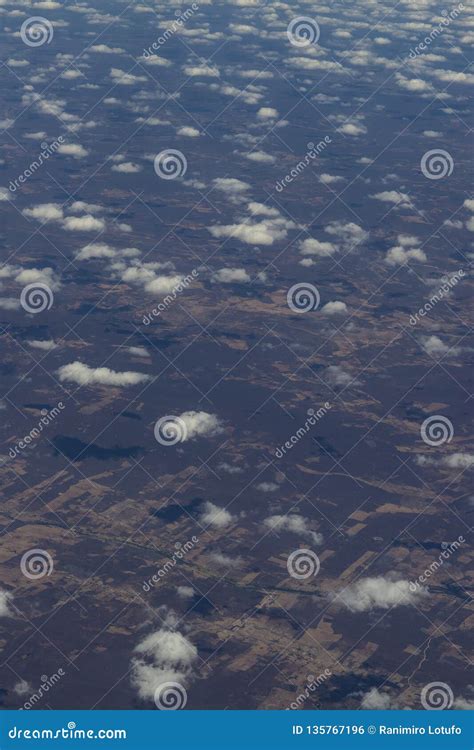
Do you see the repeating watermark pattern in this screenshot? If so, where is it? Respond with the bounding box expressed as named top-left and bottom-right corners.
top-left (142, 537), bottom-right (199, 592)
top-left (287, 283), bottom-right (320, 313)
top-left (142, 4), bottom-right (198, 56)
top-left (9, 137), bottom-right (65, 193)
top-left (410, 535), bottom-right (465, 592)
top-left (421, 681), bottom-right (454, 710)
top-left (20, 283), bottom-right (54, 314)
top-left (20, 669), bottom-right (66, 710)
top-left (408, 4), bottom-right (464, 60)
top-left (154, 416), bottom-right (187, 446)
top-left (20, 17), bottom-right (54, 47)
top-left (154, 149), bottom-right (187, 180)
top-left (275, 138), bottom-right (331, 192)
top-left (8, 403), bottom-right (65, 461)
top-left (142, 270), bottom-right (199, 325)
top-left (287, 549), bottom-right (320, 580)
top-left (154, 681), bottom-right (187, 710)
top-left (275, 404), bottom-right (331, 459)
top-left (409, 269), bottom-right (465, 326)
top-left (287, 17), bottom-right (320, 47)
top-left (420, 415), bottom-right (453, 447)
top-left (421, 149), bottom-right (454, 180)
top-left (20, 549), bottom-right (54, 580)
top-left (287, 669), bottom-right (332, 710)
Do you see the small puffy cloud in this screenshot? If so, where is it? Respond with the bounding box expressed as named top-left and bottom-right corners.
top-left (111, 162), bottom-right (142, 173)
top-left (23, 203), bottom-right (63, 222)
top-left (212, 267), bottom-right (250, 283)
top-left (325, 365), bottom-right (358, 387)
top-left (371, 190), bottom-right (411, 207)
top-left (336, 576), bottom-right (427, 612)
top-left (127, 346), bottom-right (149, 358)
top-left (300, 238), bottom-right (337, 258)
top-left (321, 301), bottom-right (347, 315)
top-left (325, 221), bottom-right (368, 249)
top-left (257, 107), bottom-right (278, 120)
top-left (361, 688), bottom-right (399, 710)
top-left (208, 552), bottom-right (242, 567)
top-left (57, 143), bottom-right (89, 159)
top-left (200, 501), bottom-right (235, 528)
top-left (90, 44), bottom-right (125, 54)
top-left (27, 339), bottom-right (57, 351)
top-left (319, 173), bottom-right (344, 185)
top-left (256, 482), bottom-right (278, 493)
top-left (263, 514), bottom-right (323, 545)
top-left (0, 589), bottom-right (12, 617)
top-left (212, 177), bottom-right (250, 201)
top-left (385, 246), bottom-right (426, 265)
top-left (57, 361), bottom-right (151, 387)
top-left (337, 123), bottom-right (367, 137)
top-left (209, 214), bottom-right (295, 246)
top-left (183, 64), bottom-right (219, 77)
top-left (62, 215), bottom-right (106, 232)
top-left (244, 150), bottom-right (275, 164)
top-left (176, 586), bottom-right (194, 599)
top-left (76, 242), bottom-right (117, 260)
top-left (177, 127), bottom-right (200, 137)
top-left (179, 411), bottom-right (223, 440)
top-left (110, 68), bottom-right (147, 85)
top-left (420, 335), bottom-right (455, 358)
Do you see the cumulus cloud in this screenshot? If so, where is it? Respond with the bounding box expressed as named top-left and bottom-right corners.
top-left (23, 203), bottom-right (63, 222)
top-left (27, 339), bottom-right (57, 351)
top-left (57, 361), bottom-right (151, 387)
top-left (179, 411), bottom-right (224, 440)
top-left (62, 215), bottom-right (106, 232)
top-left (336, 576), bottom-right (427, 612)
top-left (57, 143), bottom-right (89, 159)
top-left (321, 301), bottom-right (347, 315)
top-left (263, 514), bottom-right (323, 545)
top-left (420, 335), bottom-right (458, 358)
top-left (200, 501), bottom-right (235, 529)
top-left (131, 618), bottom-right (198, 702)
top-left (372, 190), bottom-right (412, 207)
top-left (212, 267), bottom-right (250, 283)
top-left (0, 589), bottom-right (12, 617)
top-left (325, 365), bottom-right (359, 387)
top-left (209, 211), bottom-right (296, 246)
top-left (361, 687), bottom-right (399, 710)
top-left (177, 126), bottom-right (200, 137)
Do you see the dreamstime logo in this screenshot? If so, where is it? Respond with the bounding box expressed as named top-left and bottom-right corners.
top-left (20, 17), bottom-right (54, 47)
top-left (8, 402), bottom-right (65, 461)
top-left (20, 283), bottom-right (54, 314)
top-left (287, 549), bottom-right (320, 580)
top-left (287, 669), bottom-right (332, 710)
top-left (154, 415), bottom-right (187, 446)
top-left (409, 269), bottom-right (465, 326)
top-left (154, 681), bottom-right (187, 710)
top-left (407, 4), bottom-right (464, 60)
top-left (287, 283), bottom-right (320, 313)
top-left (142, 269), bottom-right (199, 325)
top-left (421, 681), bottom-right (454, 710)
top-left (142, 3), bottom-right (198, 56)
top-left (21, 669), bottom-right (65, 710)
top-left (20, 549), bottom-right (54, 580)
top-left (421, 149), bottom-right (454, 180)
top-left (410, 535), bottom-right (465, 592)
top-left (420, 415), bottom-right (453, 446)
top-left (154, 149), bottom-right (187, 180)
top-left (275, 403), bottom-right (331, 459)
top-left (9, 137), bottom-right (65, 193)
top-left (142, 536), bottom-right (199, 592)
top-left (287, 17), bottom-right (320, 47)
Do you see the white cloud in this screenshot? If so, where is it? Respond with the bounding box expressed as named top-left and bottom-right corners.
top-left (263, 514), bottom-right (323, 544)
top-left (336, 576), bottom-right (427, 612)
top-left (177, 127), bottom-right (200, 137)
top-left (111, 162), bottom-right (142, 173)
top-left (372, 190), bottom-right (411, 207)
top-left (0, 589), bottom-right (12, 617)
top-left (62, 215), bottom-right (106, 232)
top-left (200, 501), bottom-right (235, 528)
top-left (183, 64), bottom-right (219, 77)
top-left (57, 361), bottom-right (151, 387)
top-left (27, 339), bottom-right (57, 351)
top-left (325, 365), bottom-right (358, 387)
top-left (361, 688), bottom-right (399, 709)
top-left (321, 301), bottom-right (347, 315)
top-left (131, 621), bottom-right (198, 702)
top-left (57, 144), bottom-right (89, 159)
top-left (212, 268), bottom-right (250, 283)
top-left (179, 411), bottom-right (224, 440)
top-left (256, 107), bottom-right (278, 120)
top-left (23, 203), bottom-right (63, 222)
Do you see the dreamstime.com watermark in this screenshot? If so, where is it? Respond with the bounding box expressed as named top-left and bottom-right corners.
top-left (142, 270), bottom-right (199, 325)
top-left (275, 403), bottom-right (331, 458)
top-left (142, 536), bottom-right (199, 591)
top-left (8, 403), bottom-right (65, 461)
top-left (142, 4), bottom-right (198, 56)
top-left (275, 137), bottom-right (332, 192)
top-left (409, 269), bottom-right (465, 326)
top-left (407, 4), bottom-right (464, 60)
top-left (287, 669), bottom-right (332, 709)
top-left (9, 137), bottom-right (65, 193)
top-left (20, 669), bottom-right (65, 710)
top-left (409, 535), bottom-right (465, 591)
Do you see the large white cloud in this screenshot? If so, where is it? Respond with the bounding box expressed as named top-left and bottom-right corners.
top-left (57, 362), bottom-right (151, 387)
top-left (336, 576), bottom-right (427, 612)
